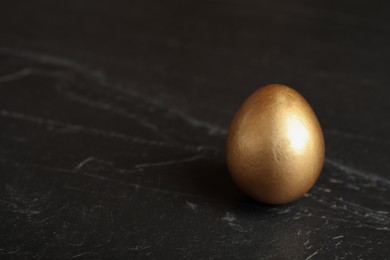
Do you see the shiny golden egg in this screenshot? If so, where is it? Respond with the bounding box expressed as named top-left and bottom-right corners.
top-left (226, 84), bottom-right (325, 204)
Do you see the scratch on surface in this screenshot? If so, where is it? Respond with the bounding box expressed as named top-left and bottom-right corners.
top-left (61, 90), bottom-right (175, 143)
top-left (324, 129), bottom-right (390, 146)
top-left (63, 185), bottom-right (127, 199)
top-left (169, 108), bottom-right (227, 136)
top-left (305, 193), bottom-right (390, 229)
top-left (0, 198), bottom-right (18, 209)
top-left (335, 197), bottom-right (389, 224)
top-left (0, 68), bottom-right (32, 83)
top-left (75, 157), bottom-right (96, 170)
top-left (135, 155), bottom-right (204, 169)
top-left (81, 172), bottom-right (139, 189)
top-left (221, 212), bottom-right (246, 232)
top-left (0, 248), bottom-right (20, 255)
top-left (329, 178), bottom-right (343, 184)
top-left (0, 47), bottom-right (90, 76)
top-left (318, 187), bottom-right (331, 193)
top-left (1, 185), bottom-right (43, 218)
top-left (222, 212), bottom-right (237, 223)
top-left (0, 109), bottom-right (168, 147)
top-left (0, 157), bottom-right (268, 209)
top-left (325, 158), bottom-right (390, 186)
top-left (129, 245), bottom-right (151, 251)
top-left (185, 201), bottom-right (198, 211)
top-left (333, 235), bottom-right (344, 240)
top-left (72, 251), bottom-right (96, 258)
top-left (109, 82), bottom-right (228, 137)
top-left (0, 109), bottom-right (217, 154)
top-left (0, 47), bottom-right (228, 140)
top-left (305, 251), bottom-right (318, 260)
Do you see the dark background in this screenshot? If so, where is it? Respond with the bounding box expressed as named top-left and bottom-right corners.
top-left (0, 0), bottom-right (389, 259)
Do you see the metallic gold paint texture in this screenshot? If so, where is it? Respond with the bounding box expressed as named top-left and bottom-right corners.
top-left (226, 84), bottom-right (325, 204)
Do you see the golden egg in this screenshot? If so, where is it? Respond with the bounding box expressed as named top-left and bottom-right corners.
top-left (226, 84), bottom-right (325, 204)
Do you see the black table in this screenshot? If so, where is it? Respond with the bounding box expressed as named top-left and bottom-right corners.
top-left (1, 0), bottom-right (389, 258)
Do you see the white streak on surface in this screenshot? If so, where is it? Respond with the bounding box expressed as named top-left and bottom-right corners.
top-left (0, 68), bottom-right (32, 83)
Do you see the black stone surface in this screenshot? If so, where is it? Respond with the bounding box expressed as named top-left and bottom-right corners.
top-left (0, 0), bottom-right (389, 259)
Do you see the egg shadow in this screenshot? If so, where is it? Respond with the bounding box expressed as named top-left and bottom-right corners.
top-left (182, 157), bottom-right (273, 210)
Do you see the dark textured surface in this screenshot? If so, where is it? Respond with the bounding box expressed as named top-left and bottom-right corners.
top-left (0, 0), bottom-right (389, 259)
